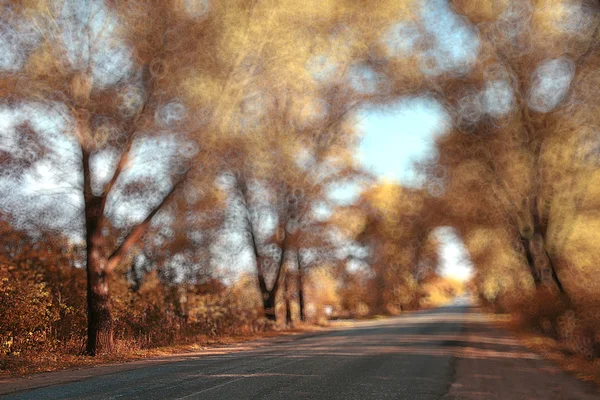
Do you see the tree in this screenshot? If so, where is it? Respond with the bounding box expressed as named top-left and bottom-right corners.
top-left (418, 1), bottom-right (600, 311)
top-left (1, 0), bottom-right (237, 354)
top-left (198, 0), bottom-right (398, 322)
top-left (333, 182), bottom-right (434, 314)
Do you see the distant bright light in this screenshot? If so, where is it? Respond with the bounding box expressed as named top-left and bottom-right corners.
top-left (434, 227), bottom-right (474, 282)
top-left (356, 98), bottom-right (471, 282)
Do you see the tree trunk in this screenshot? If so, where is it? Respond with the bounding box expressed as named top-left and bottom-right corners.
top-left (85, 250), bottom-right (113, 355)
top-left (518, 199), bottom-right (570, 303)
top-left (263, 292), bottom-right (277, 321)
top-left (82, 144), bottom-right (114, 356)
top-left (375, 266), bottom-right (386, 315)
top-left (547, 252), bottom-right (566, 295)
top-left (297, 261), bottom-right (305, 322)
top-left (532, 199), bottom-right (569, 298)
top-left (524, 230), bottom-right (572, 308)
top-left (78, 101), bottom-right (180, 355)
top-left (255, 237), bottom-right (288, 323)
top-left (84, 204), bottom-right (114, 356)
top-left (284, 271), bottom-right (292, 326)
top-left (533, 234), bottom-right (567, 295)
top-left (521, 237), bottom-right (541, 285)
top-left (256, 264), bottom-right (279, 322)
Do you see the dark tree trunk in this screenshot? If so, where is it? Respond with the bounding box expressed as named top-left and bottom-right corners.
top-left (375, 266), bottom-right (386, 315)
top-left (81, 146), bottom-right (114, 356)
top-left (535, 236), bottom-right (567, 295)
top-left (532, 200), bottom-right (568, 297)
top-left (522, 224), bottom-right (571, 309)
top-left (254, 231), bottom-right (289, 323)
top-left (263, 293), bottom-right (277, 321)
top-left (518, 197), bottom-right (569, 302)
top-left (521, 237), bottom-right (541, 285)
top-left (524, 232), bottom-right (568, 294)
top-left (529, 234), bottom-right (573, 316)
top-left (84, 199), bottom-right (114, 356)
top-left (297, 261), bottom-right (305, 322)
top-left (255, 260), bottom-right (281, 323)
top-left (236, 177), bottom-right (304, 324)
top-left (284, 271), bottom-right (292, 326)
top-left (85, 250), bottom-right (113, 355)
top-left (547, 253), bottom-right (566, 294)
top-left (77, 72), bottom-right (176, 355)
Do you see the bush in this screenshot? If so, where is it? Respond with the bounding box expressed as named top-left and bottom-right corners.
top-left (507, 288), bottom-right (600, 360)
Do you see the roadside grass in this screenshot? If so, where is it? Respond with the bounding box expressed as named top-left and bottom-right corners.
top-left (0, 323), bottom-right (322, 378)
top-left (3, 300), bottom-right (463, 378)
top-left (369, 314), bottom-right (389, 320)
top-left (492, 312), bottom-right (600, 388)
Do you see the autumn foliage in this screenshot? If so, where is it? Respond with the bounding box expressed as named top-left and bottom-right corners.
top-left (1, 0), bottom-right (600, 376)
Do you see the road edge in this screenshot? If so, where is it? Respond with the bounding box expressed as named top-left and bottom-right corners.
top-left (0, 326), bottom-right (343, 397)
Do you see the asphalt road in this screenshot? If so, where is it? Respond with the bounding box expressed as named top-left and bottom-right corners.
top-left (3, 304), bottom-right (599, 399)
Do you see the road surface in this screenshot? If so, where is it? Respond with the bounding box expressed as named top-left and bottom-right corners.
top-left (2, 305), bottom-right (598, 399)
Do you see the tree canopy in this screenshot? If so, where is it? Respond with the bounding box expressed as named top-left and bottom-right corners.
top-left (2, 0), bottom-right (600, 368)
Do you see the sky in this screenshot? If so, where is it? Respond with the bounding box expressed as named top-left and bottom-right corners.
top-left (356, 97), bottom-right (449, 186)
top-left (334, 0), bottom-right (481, 282)
top-left (355, 100), bottom-right (474, 282)
top-left (324, 98), bottom-right (448, 205)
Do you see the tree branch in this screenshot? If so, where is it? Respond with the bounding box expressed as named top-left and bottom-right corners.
top-left (99, 65), bottom-right (154, 218)
top-left (106, 174), bottom-right (185, 273)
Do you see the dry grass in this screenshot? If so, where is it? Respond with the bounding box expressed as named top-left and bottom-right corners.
top-left (495, 312), bottom-right (600, 388)
top-left (1, 323), bottom-right (322, 378)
